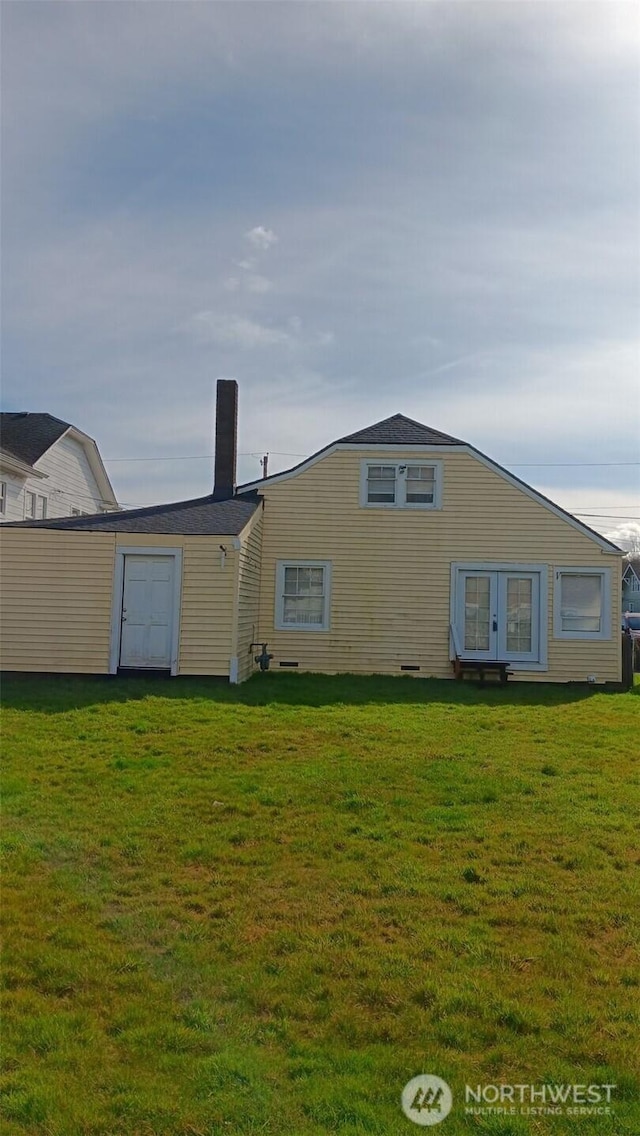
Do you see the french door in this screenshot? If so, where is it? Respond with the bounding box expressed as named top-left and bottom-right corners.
top-left (456, 570), bottom-right (540, 664)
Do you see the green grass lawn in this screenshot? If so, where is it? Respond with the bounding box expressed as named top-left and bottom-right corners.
top-left (2, 673), bottom-right (639, 1136)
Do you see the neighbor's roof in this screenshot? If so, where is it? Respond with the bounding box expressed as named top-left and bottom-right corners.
top-left (5, 494), bottom-right (261, 536)
top-left (0, 412), bottom-right (71, 466)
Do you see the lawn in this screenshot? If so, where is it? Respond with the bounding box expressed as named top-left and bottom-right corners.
top-left (1, 673), bottom-right (639, 1136)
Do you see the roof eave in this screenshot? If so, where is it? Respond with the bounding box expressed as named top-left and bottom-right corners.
top-left (0, 448), bottom-right (47, 479)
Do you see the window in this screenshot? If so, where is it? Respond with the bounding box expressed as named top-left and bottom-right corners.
top-left (406, 465), bottom-right (436, 504)
top-left (366, 465), bottom-right (396, 504)
top-left (24, 492), bottom-right (47, 519)
top-left (0, 481), bottom-right (6, 515)
top-left (361, 460), bottom-right (442, 508)
top-left (554, 568), bottom-right (611, 640)
top-left (275, 561), bottom-right (331, 631)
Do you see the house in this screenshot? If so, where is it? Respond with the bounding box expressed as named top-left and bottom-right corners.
top-left (0, 412), bottom-right (118, 522)
top-left (0, 382), bottom-right (623, 684)
top-left (622, 556), bottom-right (640, 612)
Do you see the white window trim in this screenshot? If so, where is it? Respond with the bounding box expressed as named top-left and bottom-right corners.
top-left (359, 459), bottom-right (443, 510)
top-left (0, 481), bottom-right (6, 515)
top-left (275, 559), bottom-right (332, 632)
top-left (553, 567), bottom-right (611, 641)
top-left (450, 561), bottom-right (548, 671)
top-left (24, 490), bottom-right (37, 519)
top-left (109, 547), bottom-right (183, 675)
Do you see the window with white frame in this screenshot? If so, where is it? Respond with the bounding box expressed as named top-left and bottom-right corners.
top-left (554, 568), bottom-right (611, 640)
top-left (361, 461), bottom-right (442, 508)
top-left (0, 481), bottom-right (6, 515)
top-left (275, 561), bottom-right (331, 631)
top-left (24, 492), bottom-right (47, 519)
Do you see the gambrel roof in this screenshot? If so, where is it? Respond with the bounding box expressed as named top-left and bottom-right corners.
top-left (0, 410), bottom-right (119, 506)
top-left (0, 413), bottom-right (70, 466)
top-left (237, 411), bottom-right (622, 554)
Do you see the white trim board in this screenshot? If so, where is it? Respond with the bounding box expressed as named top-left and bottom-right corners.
top-left (109, 546), bottom-right (183, 675)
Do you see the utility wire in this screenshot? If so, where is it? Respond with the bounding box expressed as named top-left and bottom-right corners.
top-left (104, 452), bottom-right (307, 462)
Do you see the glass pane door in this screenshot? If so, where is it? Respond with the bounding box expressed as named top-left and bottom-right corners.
top-left (497, 573), bottom-right (539, 662)
top-left (458, 572), bottom-right (498, 659)
top-left (454, 568), bottom-right (542, 664)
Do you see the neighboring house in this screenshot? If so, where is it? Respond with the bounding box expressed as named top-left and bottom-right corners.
top-left (0, 382), bottom-right (623, 684)
top-left (622, 556), bottom-right (640, 612)
top-left (0, 412), bottom-right (118, 522)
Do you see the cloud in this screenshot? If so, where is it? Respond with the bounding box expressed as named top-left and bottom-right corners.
top-left (184, 311), bottom-right (291, 349)
top-left (603, 523), bottom-right (640, 552)
top-left (246, 274), bottom-right (273, 294)
top-left (2, 1), bottom-right (637, 523)
top-left (245, 226), bottom-right (278, 250)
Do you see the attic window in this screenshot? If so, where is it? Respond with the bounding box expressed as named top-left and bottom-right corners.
top-left (361, 460), bottom-right (442, 509)
top-left (366, 465), bottom-right (396, 503)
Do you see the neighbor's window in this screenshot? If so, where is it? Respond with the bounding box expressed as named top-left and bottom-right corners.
top-left (24, 491), bottom-right (37, 519)
top-left (275, 561), bottom-right (331, 631)
top-left (0, 481), bottom-right (6, 515)
top-left (37, 495), bottom-right (47, 519)
top-left (554, 569), bottom-right (610, 640)
top-left (361, 461), bottom-right (442, 508)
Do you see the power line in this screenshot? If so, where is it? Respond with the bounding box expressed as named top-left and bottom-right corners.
top-left (104, 451), bottom-right (307, 462)
top-left (508, 462), bottom-right (639, 468)
top-left (574, 513), bottom-right (640, 521)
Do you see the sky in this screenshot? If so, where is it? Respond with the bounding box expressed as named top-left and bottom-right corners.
top-left (2, 1), bottom-right (639, 545)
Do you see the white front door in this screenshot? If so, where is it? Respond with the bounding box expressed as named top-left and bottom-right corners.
top-left (120, 555), bottom-right (175, 668)
top-left (456, 569), bottom-right (540, 664)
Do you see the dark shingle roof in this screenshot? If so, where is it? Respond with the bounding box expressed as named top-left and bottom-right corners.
top-left (0, 412), bottom-right (71, 465)
top-left (237, 413), bottom-right (464, 491)
top-left (335, 414), bottom-right (463, 446)
top-left (6, 495), bottom-right (260, 536)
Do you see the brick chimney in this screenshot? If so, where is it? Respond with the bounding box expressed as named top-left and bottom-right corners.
top-left (212, 379), bottom-right (238, 500)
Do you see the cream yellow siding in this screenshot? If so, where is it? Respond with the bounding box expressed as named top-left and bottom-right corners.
top-left (0, 530), bottom-right (115, 672)
top-left (0, 529), bottom-right (241, 677)
top-left (254, 449), bottom-right (622, 683)
top-left (234, 508), bottom-right (264, 682)
top-left (114, 535), bottom-right (236, 676)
